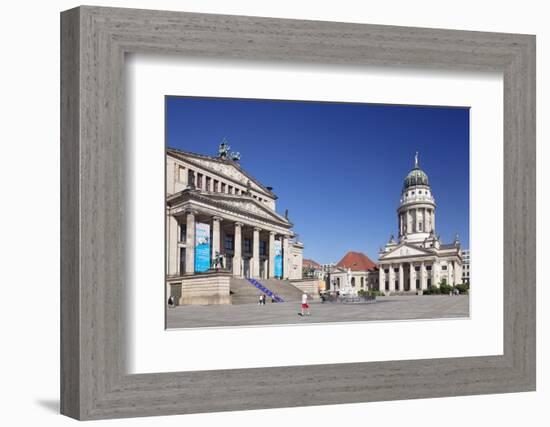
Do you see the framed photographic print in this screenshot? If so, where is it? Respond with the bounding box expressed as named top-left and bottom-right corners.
top-left (61, 5), bottom-right (536, 420)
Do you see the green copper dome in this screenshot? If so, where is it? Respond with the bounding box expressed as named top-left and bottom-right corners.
top-left (403, 167), bottom-right (429, 189)
top-left (403, 152), bottom-right (430, 190)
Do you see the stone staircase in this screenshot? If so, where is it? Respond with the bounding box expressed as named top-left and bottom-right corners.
top-left (229, 277), bottom-right (305, 305)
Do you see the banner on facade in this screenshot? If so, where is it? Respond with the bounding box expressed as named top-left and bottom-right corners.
top-left (274, 239), bottom-right (283, 278)
top-left (194, 222), bottom-right (211, 273)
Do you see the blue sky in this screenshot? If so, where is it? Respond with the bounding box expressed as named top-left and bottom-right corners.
top-left (166, 96), bottom-right (470, 264)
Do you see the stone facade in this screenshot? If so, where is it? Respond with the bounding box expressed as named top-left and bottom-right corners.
top-left (461, 249), bottom-right (470, 284)
top-left (166, 146), bottom-right (304, 304)
top-left (326, 251), bottom-right (378, 295)
top-left (378, 154), bottom-right (463, 294)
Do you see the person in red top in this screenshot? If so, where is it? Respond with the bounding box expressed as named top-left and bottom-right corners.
top-left (300, 292), bottom-right (310, 316)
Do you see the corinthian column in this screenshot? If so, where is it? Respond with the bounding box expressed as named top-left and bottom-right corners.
top-left (378, 265), bottom-right (385, 292)
top-left (282, 235), bottom-right (290, 280)
top-left (211, 216), bottom-right (222, 261)
top-left (269, 231), bottom-right (276, 278)
top-left (167, 214), bottom-right (179, 276)
top-left (233, 222), bottom-right (243, 277)
top-left (388, 265), bottom-right (395, 293)
top-left (185, 211), bottom-right (196, 274)
top-left (252, 227), bottom-right (261, 278)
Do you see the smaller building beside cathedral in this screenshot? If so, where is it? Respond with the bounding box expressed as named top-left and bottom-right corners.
top-left (378, 154), bottom-right (463, 294)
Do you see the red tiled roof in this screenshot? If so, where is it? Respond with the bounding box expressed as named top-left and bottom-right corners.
top-left (336, 251), bottom-right (376, 271)
top-left (303, 258), bottom-right (321, 268)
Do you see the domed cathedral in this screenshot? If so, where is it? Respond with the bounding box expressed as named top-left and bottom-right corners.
top-left (378, 153), bottom-right (463, 294)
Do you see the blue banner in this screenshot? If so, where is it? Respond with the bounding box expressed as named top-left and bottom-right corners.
top-left (194, 222), bottom-right (211, 273)
top-left (274, 240), bottom-right (282, 278)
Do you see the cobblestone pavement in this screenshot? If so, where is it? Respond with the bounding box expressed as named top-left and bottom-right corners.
top-left (166, 295), bottom-right (469, 329)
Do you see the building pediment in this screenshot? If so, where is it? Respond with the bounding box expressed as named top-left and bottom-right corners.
top-left (209, 194), bottom-right (288, 223)
top-left (380, 243), bottom-right (434, 260)
top-left (168, 190), bottom-right (291, 227)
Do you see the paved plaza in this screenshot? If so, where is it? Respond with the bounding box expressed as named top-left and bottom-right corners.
top-left (166, 295), bottom-right (469, 329)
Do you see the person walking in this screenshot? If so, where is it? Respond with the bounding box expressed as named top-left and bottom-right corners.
top-left (300, 292), bottom-right (310, 316)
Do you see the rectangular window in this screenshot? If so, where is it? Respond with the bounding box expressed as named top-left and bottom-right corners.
top-left (415, 266), bottom-right (420, 271)
top-left (197, 173), bottom-right (203, 189)
top-left (221, 183), bottom-right (226, 193)
top-left (259, 240), bottom-right (267, 256)
top-left (224, 235), bottom-right (234, 251)
top-left (426, 265), bottom-right (432, 271)
top-left (416, 279), bottom-right (420, 289)
top-left (385, 281), bottom-right (389, 291)
top-left (244, 238), bottom-right (252, 253)
top-left (384, 269), bottom-right (389, 274)
top-left (179, 223), bottom-right (186, 242)
top-left (394, 268), bottom-right (399, 273)
top-left (205, 176), bottom-right (211, 191)
top-left (213, 180), bottom-right (219, 192)
top-left (442, 265), bottom-right (448, 270)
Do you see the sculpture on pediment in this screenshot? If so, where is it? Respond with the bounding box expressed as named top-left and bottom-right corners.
top-left (218, 138), bottom-right (230, 160)
top-left (245, 180), bottom-right (252, 196)
top-left (284, 209), bottom-right (289, 220)
top-left (454, 232), bottom-right (460, 246)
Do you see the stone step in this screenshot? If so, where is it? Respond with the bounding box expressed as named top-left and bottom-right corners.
top-left (230, 277), bottom-right (305, 305)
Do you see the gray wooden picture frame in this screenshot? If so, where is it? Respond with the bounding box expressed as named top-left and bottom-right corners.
top-left (60, 5), bottom-right (536, 420)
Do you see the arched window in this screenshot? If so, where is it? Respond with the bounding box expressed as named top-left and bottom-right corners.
top-left (351, 277), bottom-right (356, 287)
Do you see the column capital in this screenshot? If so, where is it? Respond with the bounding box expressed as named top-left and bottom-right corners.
top-left (184, 209), bottom-right (198, 216)
top-left (212, 215), bottom-right (223, 222)
top-left (234, 221), bottom-right (244, 228)
top-left (253, 227), bottom-right (262, 232)
top-left (269, 230), bottom-right (277, 235)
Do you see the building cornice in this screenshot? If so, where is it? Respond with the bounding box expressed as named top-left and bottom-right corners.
top-left (167, 189), bottom-right (293, 229)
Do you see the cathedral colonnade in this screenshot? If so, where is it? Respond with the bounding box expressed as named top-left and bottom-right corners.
top-left (378, 259), bottom-right (461, 293)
